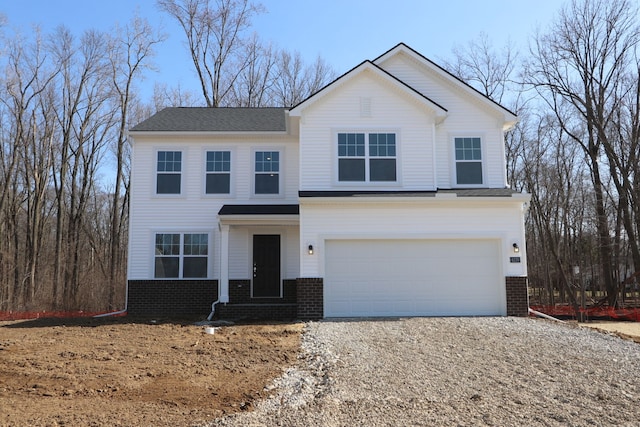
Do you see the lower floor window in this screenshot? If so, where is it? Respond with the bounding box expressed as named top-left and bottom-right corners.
top-left (155, 233), bottom-right (208, 278)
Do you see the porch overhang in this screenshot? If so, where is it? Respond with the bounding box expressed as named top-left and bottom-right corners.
top-left (217, 204), bottom-right (300, 226)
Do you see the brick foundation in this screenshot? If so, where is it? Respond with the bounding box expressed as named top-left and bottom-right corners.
top-left (217, 279), bottom-right (298, 320)
top-left (506, 276), bottom-right (529, 316)
top-left (297, 278), bottom-right (323, 319)
top-left (217, 303), bottom-right (297, 319)
top-left (127, 280), bottom-right (218, 317)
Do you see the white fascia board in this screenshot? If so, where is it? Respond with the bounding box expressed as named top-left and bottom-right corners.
top-left (289, 61), bottom-right (448, 120)
top-left (218, 215), bottom-right (299, 226)
top-left (128, 130), bottom-right (290, 138)
top-left (299, 194), bottom-right (530, 206)
top-left (374, 44), bottom-right (517, 124)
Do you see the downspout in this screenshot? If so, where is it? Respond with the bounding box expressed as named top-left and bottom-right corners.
top-left (94, 280), bottom-right (129, 318)
top-left (207, 299), bottom-right (220, 321)
top-left (528, 307), bottom-right (565, 323)
top-left (431, 122), bottom-right (438, 189)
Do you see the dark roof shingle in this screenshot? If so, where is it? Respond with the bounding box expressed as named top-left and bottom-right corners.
top-left (130, 107), bottom-right (287, 132)
top-left (218, 204), bottom-right (300, 215)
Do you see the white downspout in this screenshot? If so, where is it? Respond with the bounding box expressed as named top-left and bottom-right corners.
top-left (431, 122), bottom-right (438, 189)
top-left (94, 281), bottom-right (129, 318)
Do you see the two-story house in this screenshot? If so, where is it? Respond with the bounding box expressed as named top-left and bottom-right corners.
top-left (126, 43), bottom-right (530, 319)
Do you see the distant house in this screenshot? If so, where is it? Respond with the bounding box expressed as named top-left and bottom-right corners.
top-left (126, 43), bottom-right (530, 319)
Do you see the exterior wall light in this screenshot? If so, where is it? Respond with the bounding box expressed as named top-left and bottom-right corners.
top-left (308, 244), bottom-right (314, 255)
top-left (513, 243), bottom-right (520, 253)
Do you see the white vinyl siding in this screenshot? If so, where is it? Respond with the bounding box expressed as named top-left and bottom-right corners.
top-left (299, 199), bottom-right (527, 280)
top-left (299, 72), bottom-right (431, 191)
top-left (128, 134), bottom-right (298, 280)
top-left (375, 54), bottom-right (510, 189)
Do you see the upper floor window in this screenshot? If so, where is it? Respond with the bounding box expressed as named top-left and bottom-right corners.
top-left (338, 132), bottom-right (397, 182)
top-left (454, 137), bottom-right (483, 185)
top-left (255, 151), bottom-right (279, 194)
top-left (154, 233), bottom-right (208, 278)
top-left (205, 151), bottom-right (231, 194)
top-left (156, 151), bottom-right (181, 194)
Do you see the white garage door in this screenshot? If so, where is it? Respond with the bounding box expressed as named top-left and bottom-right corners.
top-left (324, 239), bottom-right (504, 317)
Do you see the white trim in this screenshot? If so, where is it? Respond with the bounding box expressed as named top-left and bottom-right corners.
top-left (449, 134), bottom-right (486, 187)
top-left (152, 147), bottom-right (186, 198)
top-left (289, 61), bottom-right (448, 118)
top-left (219, 215), bottom-right (299, 226)
top-left (150, 230), bottom-right (213, 279)
top-left (201, 146), bottom-right (236, 198)
top-left (431, 123), bottom-right (438, 190)
top-left (251, 147), bottom-right (285, 198)
top-left (249, 228), bottom-right (286, 298)
top-left (219, 224), bottom-right (230, 303)
top-left (372, 44), bottom-right (517, 125)
top-left (333, 129), bottom-right (402, 187)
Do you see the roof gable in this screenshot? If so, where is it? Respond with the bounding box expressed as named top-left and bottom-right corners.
top-left (374, 43), bottom-right (517, 124)
top-left (288, 61), bottom-right (448, 119)
top-left (130, 107), bottom-right (288, 132)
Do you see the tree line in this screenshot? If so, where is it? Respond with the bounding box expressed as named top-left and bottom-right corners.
top-left (1, 0), bottom-right (638, 318)
top-left (445, 0), bottom-right (640, 318)
top-left (0, 0), bottom-right (335, 312)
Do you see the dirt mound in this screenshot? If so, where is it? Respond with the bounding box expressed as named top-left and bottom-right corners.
top-left (0, 317), bottom-right (302, 426)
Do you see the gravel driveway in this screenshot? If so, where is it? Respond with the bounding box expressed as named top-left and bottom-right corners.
top-left (210, 317), bottom-right (640, 426)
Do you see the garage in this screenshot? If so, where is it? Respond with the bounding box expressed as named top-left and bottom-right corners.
top-left (324, 239), bottom-right (505, 317)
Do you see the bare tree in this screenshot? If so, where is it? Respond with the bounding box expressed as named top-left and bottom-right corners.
top-left (443, 32), bottom-right (518, 105)
top-left (157, 0), bottom-right (265, 107)
top-left (152, 82), bottom-right (202, 109)
top-left (107, 16), bottom-right (165, 308)
top-left (270, 50), bottom-right (335, 107)
top-left (527, 0), bottom-right (640, 307)
top-left (225, 35), bottom-right (276, 107)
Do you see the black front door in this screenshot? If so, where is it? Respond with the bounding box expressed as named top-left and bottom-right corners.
top-left (252, 234), bottom-right (281, 297)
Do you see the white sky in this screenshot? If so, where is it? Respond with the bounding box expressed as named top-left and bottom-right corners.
top-left (1, 0), bottom-right (570, 102)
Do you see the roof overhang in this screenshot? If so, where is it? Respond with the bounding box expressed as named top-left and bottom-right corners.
top-left (373, 43), bottom-right (518, 126)
top-left (217, 204), bottom-right (300, 226)
top-left (289, 61), bottom-right (448, 123)
top-left (298, 190), bottom-right (530, 206)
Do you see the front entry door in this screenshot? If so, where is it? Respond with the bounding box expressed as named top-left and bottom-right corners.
top-left (252, 234), bottom-right (281, 297)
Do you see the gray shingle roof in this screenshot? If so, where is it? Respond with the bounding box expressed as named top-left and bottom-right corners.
top-left (130, 107), bottom-right (288, 132)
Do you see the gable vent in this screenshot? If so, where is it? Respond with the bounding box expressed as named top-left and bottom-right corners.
top-left (360, 97), bottom-right (372, 117)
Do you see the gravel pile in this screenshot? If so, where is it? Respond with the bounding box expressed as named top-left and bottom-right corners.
top-left (208, 317), bottom-right (640, 426)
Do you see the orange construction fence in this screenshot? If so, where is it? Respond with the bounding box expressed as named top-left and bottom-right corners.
top-left (530, 305), bottom-right (640, 322)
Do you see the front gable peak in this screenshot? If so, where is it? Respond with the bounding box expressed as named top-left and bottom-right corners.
top-left (288, 60), bottom-right (448, 121)
top-left (374, 43), bottom-right (517, 126)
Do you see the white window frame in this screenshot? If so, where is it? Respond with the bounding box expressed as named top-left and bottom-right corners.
top-left (202, 147), bottom-right (235, 197)
top-left (451, 135), bottom-right (486, 187)
top-left (152, 231), bottom-right (211, 279)
top-left (334, 130), bottom-right (400, 185)
top-left (251, 147), bottom-right (284, 198)
top-left (154, 148), bottom-right (185, 197)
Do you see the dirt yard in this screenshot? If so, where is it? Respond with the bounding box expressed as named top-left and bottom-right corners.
top-left (583, 320), bottom-right (640, 343)
top-left (1, 316), bottom-right (639, 427)
top-left (0, 317), bottom-right (302, 426)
